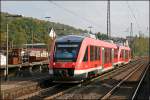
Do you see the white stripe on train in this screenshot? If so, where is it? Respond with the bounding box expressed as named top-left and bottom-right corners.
top-left (74, 66), bottom-right (103, 75)
top-left (74, 66), bottom-right (116, 75)
top-left (49, 60), bottom-right (131, 75)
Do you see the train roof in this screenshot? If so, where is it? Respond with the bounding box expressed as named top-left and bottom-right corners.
top-left (55, 35), bottom-right (130, 50)
top-left (118, 45), bottom-right (130, 50)
top-left (56, 35), bottom-right (117, 48)
top-left (87, 37), bottom-right (117, 48)
top-left (56, 35), bottom-right (85, 42)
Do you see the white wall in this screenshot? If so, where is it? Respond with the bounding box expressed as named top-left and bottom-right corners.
top-left (0, 54), bottom-right (6, 65)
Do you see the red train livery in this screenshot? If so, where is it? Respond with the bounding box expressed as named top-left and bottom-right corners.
top-left (48, 35), bottom-right (131, 83)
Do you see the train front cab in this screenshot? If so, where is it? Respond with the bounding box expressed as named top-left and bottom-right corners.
top-left (48, 35), bottom-right (90, 83)
top-left (51, 45), bottom-right (103, 83)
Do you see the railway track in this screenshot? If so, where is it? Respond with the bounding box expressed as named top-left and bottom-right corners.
top-left (17, 65), bottom-right (127, 99)
top-left (2, 57), bottom-right (144, 99)
top-left (1, 74), bottom-right (54, 99)
top-left (100, 60), bottom-right (148, 100)
top-left (16, 57), bottom-right (142, 99)
top-left (16, 84), bottom-right (62, 99)
top-left (44, 58), bottom-right (148, 100)
top-left (131, 62), bottom-right (149, 100)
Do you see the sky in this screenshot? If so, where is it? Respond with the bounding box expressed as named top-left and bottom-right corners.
top-left (1, 1), bottom-right (149, 38)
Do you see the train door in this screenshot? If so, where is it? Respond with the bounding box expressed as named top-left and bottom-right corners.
top-left (112, 48), bottom-right (114, 67)
top-left (102, 47), bottom-right (105, 69)
top-left (84, 46), bottom-right (89, 78)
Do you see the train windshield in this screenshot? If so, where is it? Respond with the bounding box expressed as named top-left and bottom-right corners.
top-left (54, 44), bottom-right (79, 62)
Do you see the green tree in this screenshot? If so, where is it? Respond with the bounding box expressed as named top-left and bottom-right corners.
top-left (0, 12), bottom-right (89, 48)
top-left (133, 36), bottom-right (149, 57)
top-left (96, 32), bottom-right (108, 40)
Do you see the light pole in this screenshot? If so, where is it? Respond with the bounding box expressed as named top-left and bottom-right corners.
top-left (130, 22), bottom-right (133, 58)
top-left (107, 0), bottom-right (111, 39)
top-left (44, 17), bottom-right (51, 61)
top-left (88, 26), bottom-right (93, 34)
top-left (5, 15), bottom-right (22, 81)
top-left (44, 16), bottom-right (51, 32)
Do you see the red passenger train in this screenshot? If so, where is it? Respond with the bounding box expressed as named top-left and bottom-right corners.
top-left (48, 35), bottom-right (131, 83)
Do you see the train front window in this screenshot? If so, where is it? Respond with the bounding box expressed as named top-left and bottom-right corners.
top-left (54, 44), bottom-right (79, 62)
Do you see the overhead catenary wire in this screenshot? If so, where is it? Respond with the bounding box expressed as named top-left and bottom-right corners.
top-left (48, 1), bottom-right (106, 32)
top-left (126, 1), bottom-right (141, 31)
top-left (48, 1), bottom-right (143, 37)
top-left (48, 1), bottom-right (90, 31)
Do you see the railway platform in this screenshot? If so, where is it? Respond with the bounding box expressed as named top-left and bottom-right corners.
top-left (0, 60), bottom-right (49, 69)
top-left (0, 72), bottom-right (51, 99)
top-left (0, 60), bottom-right (49, 77)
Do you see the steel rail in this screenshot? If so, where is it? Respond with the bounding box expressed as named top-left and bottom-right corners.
top-left (131, 63), bottom-right (149, 100)
top-left (16, 84), bottom-right (61, 99)
top-left (101, 61), bottom-right (145, 100)
top-left (14, 58), bottom-right (141, 99)
top-left (44, 58), bottom-right (142, 99)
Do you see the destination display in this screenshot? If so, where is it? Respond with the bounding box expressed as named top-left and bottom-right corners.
top-left (57, 44), bottom-right (78, 47)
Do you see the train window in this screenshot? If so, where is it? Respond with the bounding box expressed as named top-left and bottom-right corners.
top-left (90, 46), bottom-right (94, 61)
top-left (104, 48), bottom-right (108, 63)
top-left (93, 46), bottom-right (95, 60)
top-left (104, 48), bottom-right (112, 63)
top-left (54, 43), bottom-right (80, 62)
top-left (97, 47), bottom-right (100, 60)
top-left (122, 50), bottom-right (123, 58)
top-left (98, 47), bottom-right (100, 60)
top-left (110, 49), bottom-right (112, 62)
top-left (108, 48), bottom-right (111, 62)
top-left (120, 50), bottom-right (123, 59)
top-left (83, 47), bottom-right (88, 61)
top-left (125, 50), bottom-right (128, 59)
top-left (125, 50), bottom-right (126, 59)
top-left (90, 46), bottom-right (100, 61)
top-left (95, 46), bottom-right (97, 60)
top-left (120, 51), bottom-right (121, 58)
top-left (127, 51), bottom-right (128, 59)
top-left (129, 51), bottom-right (131, 58)
top-left (114, 49), bottom-right (118, 59)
